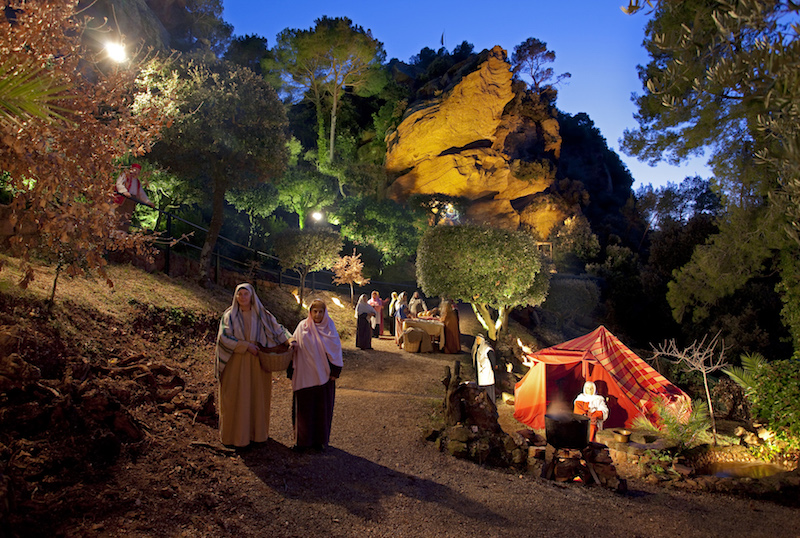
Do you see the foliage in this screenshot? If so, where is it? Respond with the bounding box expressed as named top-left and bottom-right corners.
top-left (0, 1), bottom-right (173, 294)
top-left (148, 59), bottom-right (288, 285)
top-left (723, 352), bottom-right (767, 396)
top-left (652, 333), bottom-right (727, 443)
top-left (223, 34), bottom-right (269, 74)
top-left (587, 244), bottom-right (645, 335)
top-left (747, 358), bottom-right (800, 438)
top-left (416, 225), bottom-right (549, 340)
top-left (165, 0), bottom-right (232, 55)
top-left (548, 215), bottom-right (600, 273)
top-left (510, 37), bottom-right (570, 98)
top-left (275, 167), bottom-right (338, 229)
top-left (268, 16), bottom-right (386, 164)
top-left (332, 249), bottom-right (370, 304)
top-left (273, 228), bottom-right (342, 303)
top-left (623, 0), bottom-right (800, 355)
top-left (225, 183), bottom-right (280, 247)
top-left (334, 196), bottom-right (425, 265)
top-left (540, 275), bottom-right (600, 329)
top-left (633, 398), bottom-right (712, 453)
top-left (638, 449), bottom-right (679, 478)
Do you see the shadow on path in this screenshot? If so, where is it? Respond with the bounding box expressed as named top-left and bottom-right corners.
top-left (242, 440), bottom-right (509, 525)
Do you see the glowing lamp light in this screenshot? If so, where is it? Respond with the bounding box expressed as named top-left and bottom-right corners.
top-left (292, 292), bottom-right (301, 304)
top-left (311, 211), bottom-right (323, 222)
top-left (105, 42), bottom-right (126, 63)
top-left (330, 297), bottom-right (344, 308)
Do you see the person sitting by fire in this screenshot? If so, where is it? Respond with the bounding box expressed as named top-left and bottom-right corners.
top-left (573, 381), bottom-right (608, 443)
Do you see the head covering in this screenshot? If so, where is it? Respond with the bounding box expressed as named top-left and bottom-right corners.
top-left (292, 300), bottom-right (343, 391)
top-left (215, 283), bottom-right (289, 378)
top-left (355, 294), bottom-right (376, 318)
top-left (130, 163), bottom-right (141, 170)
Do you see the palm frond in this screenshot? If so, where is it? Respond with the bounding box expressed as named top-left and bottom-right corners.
top-left (0, 58), bottom-right (72, 127)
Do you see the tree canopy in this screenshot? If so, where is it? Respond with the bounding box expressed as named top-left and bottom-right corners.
top-left (149, 60), bottom-right (288, 285)
top-left (416, 225), bottom-right (550, 340)
top-left (268, 16), bottom-right (386, 164)
top-left (273, 228), bottom-right (342, 303)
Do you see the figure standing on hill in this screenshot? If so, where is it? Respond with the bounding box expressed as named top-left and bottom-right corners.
top-left (573, 381), bottom-right (609, 443)
top-left (368, 291), bottom-right (390, 337)
top-left (290, 299), bottom-right (343, 452)
top-left (408, 291), bottom-right (428, 318)
top-left (440, 300), bottom-right (461, 354)
top-left (355, 294), bottom-right (376, 350)
top-left (113, 163), bottom-right (154, 231)
top-left (215, 283), bottom-right (291, 448)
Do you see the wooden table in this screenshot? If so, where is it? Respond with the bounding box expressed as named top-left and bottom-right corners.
top-left (402, 318), bottom-right (445, 350)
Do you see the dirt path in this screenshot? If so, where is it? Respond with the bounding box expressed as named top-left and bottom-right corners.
top-left (99, 328), bottom-right (796, 538)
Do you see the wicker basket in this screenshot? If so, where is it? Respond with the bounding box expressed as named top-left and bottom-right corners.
top-left (258, 349), bottom-right (293, 372)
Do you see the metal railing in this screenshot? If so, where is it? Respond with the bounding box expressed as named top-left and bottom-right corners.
top-left (133, 200), bottom-right (418, 296)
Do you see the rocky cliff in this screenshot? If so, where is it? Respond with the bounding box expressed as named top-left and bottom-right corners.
top-left (385, 46), bottom-right (566, 233)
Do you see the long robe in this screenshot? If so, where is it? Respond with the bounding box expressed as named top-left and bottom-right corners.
top-left (215, 283), bottom-right (289, 447)
top-left (368, 296), bottom-right (389, 336)
top-left (356, 313), bottom-right (373, 349)
top-left (291, 309), bottom-right (343, 449)
top-left (442, 309), bottom-right (461, 354)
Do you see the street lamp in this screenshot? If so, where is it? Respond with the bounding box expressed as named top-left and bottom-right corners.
top-left (311, 211), bottom-right (323, 222)
top-left (105, 42), bottom-right (126, 63)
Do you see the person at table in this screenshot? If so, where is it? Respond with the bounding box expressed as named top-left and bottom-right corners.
top-left (368, 291), bottom-right (390, 337)
top-left (394, 291), bottom-right (410, 347)
top-left (354, 294), bottom-right (376, 350)
top-left (408, 291), bottom-right (428, 318)
top-left (573, 381), bottom-right (609, 443)
top-left (440, 300), bottom-right (461, 354)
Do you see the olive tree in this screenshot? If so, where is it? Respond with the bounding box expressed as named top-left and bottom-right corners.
top-left (273, 228), bottom-right (342, 304)
top-left (416, 224), bottom-right (550, 341)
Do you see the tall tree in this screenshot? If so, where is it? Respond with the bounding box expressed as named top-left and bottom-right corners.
top-left (273, 228), bottom-right (342, 304)
top-left (275, 167), bottom-right (338, 229)
top-left (416, 225), bottom-right (550, 341)
top-left (623, 0), bottom-right (800, 352)
top-left (0, 0), bottom-right (170, 292)
top-left (268, 16), bottom-right (385, 164)
top-left (511, 37), bottom-right (570, 97)
top-left (149, 60), bottom-right (288, 285)
top-left (224, 34), bottom-right (269, 74)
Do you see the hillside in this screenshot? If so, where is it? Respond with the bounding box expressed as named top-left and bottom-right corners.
top-left (2, 257), bottom-right (800, 537)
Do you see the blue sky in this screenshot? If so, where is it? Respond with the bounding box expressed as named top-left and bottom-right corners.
top-left (222, 0), bottom-right (711, 190)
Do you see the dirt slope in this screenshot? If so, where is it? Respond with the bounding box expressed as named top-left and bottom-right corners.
top-left (1, 260), bottom-right (799, 537)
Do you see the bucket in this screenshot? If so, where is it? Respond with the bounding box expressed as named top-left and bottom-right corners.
top-left (545, 413), bottom-right (590, 449)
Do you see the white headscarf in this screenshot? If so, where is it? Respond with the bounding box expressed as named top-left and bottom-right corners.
top-left (291, 300), bottom-right (343, 391)
top-left (355, 294), bottom-right (376, 318)
top-left (215, 283), bottom-right (289, 378)
top-left (574, 381), bottom-right (609, 420)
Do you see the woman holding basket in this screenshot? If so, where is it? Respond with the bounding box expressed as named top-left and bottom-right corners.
top-left (215, 283), bottom-right (291, 448)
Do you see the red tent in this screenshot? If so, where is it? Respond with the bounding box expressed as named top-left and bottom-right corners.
top-left (513, 326), bottom-right (690, 429)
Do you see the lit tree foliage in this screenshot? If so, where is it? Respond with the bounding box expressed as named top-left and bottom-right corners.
top-left (148, 60), bottom-right (288, 285)
top-left (273, 228), bottom-right (342, 304)
top-left (275, 167), bottom-right (338, 229)
top-left (225, 183), bottom-right (280, 248)
top-left (416, 225), bottom-right (550, 341)
top-left (332, 249), bottom-right (370, 304)
top-left (268, 16), bottom-right (386, 164)
top-left (0, 0), bottom-right (171, 294)
top-left (334, 196), bottom-right (424, 265)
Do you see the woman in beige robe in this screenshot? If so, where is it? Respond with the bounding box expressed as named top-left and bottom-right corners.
top-left (215, 283), bottom-right (290, 448)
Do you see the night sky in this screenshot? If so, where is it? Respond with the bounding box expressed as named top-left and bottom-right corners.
top-left (222, 0), bottom-right (712, 189)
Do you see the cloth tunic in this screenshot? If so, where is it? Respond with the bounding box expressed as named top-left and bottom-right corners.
top-left (442, 308), bottom-right (461, 354)
top-left (291, 309), bottom-right (343, 448)
top-left (215, 284), bottom-right (289, 447)
top-left (368, 295), bottom-right (389, 335)
top-left (355, 297), bottom-right (376, 350)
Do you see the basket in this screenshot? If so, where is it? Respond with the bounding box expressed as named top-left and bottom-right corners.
top-left (258, 349), bottom-right (293, 372)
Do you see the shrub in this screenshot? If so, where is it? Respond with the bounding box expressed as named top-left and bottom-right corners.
top-left (633, 399), bottom-right (711, 453)
top-left (749, 359), bottom-right (800, 438)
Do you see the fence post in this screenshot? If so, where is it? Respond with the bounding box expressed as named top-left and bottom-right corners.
top-left (165, 213), bottom-right (172, 276)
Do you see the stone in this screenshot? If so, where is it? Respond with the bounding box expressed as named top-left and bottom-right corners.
top-left (447, 425), bottom-right (471, 443)
top-left (446, 439), bottom-right (469, 458)
top-left (742, 432), bottom-right (762, 446)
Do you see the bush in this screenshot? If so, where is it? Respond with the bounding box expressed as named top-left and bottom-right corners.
top-left (633, 399), bottom-right (711, 453)
top-left (750, 359), bottom-right (800, 438)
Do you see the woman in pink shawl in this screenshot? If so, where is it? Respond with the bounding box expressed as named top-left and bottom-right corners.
top-left (290, 299), bottom-right (343, 452)
top-left (367, 291), bottom-right (390, 337)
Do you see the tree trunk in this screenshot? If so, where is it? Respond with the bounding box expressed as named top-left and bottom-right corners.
top-left (471, 303), bottom-right (499, 341)
top-left (198, 181), bottom-right (226, 287)
top-left (328, 85), bottom-right (339, 164)
top-left (703, 370), bottom-right (718, 445)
